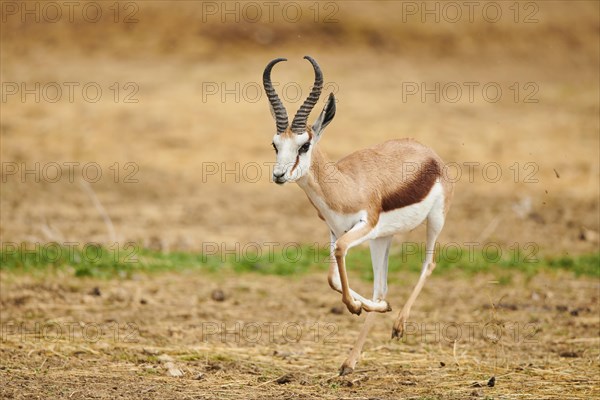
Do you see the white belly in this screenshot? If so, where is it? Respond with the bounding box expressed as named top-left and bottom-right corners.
top-left (372, 180), bottom-right (443, 237)
top-left (302, 180), bottom-right (443, 240)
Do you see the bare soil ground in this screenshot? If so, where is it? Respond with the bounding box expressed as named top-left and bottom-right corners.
top-left (1, 270), bottom-right (598, 399)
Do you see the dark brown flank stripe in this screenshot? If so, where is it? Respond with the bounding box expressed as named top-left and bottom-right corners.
top-left (381, 158), bottom-right (441, 212)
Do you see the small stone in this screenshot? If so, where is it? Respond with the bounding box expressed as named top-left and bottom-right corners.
top-left (211, 289), bottom-right (226, 302)
top-left (89, 287), bottom-right (101, 296)
top-left (276, 374), bottom-right (293, 384)
top-left (487, 376), bottom-right (495, 387)
top-left (167, 367), bottom-right (183, 377)
top-left (330, 306), bottom-right (344, 315)
top-left (579, 227), bottom-right (599, 242)
top-left (528, 212), bottom-right (545, 224)
top-left (440, 361), bottom-right (446, 367)
top-left (142, 348), bottom-right (159, 356)
top-left (559, 351), bottom-right (579, 358)
top-left (164, 361), bottom-right (184, 377)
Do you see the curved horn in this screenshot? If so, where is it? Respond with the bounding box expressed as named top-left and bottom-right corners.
top-left (291, 56), bottom-right (323, 134)
top-left (263, 58), bottom-right (289, 134)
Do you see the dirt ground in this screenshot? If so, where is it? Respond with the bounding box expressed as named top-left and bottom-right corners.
top-left (1, 269), bottom-right (598, 399)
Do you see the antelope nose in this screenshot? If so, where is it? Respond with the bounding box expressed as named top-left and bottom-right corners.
top-left (273, 172), bottom-right (285, 179)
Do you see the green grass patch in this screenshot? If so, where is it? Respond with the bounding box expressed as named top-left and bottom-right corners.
top-left (0, 242), bottom-right (597, 279)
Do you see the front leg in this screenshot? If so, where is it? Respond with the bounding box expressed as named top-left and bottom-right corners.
top-left (328, 231), bottom-right (391, 313)
top-left (333, 220), bottom-right (374, 315)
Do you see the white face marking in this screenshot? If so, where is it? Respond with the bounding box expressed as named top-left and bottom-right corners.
top-left (271, 132), bottom-right (312, 184)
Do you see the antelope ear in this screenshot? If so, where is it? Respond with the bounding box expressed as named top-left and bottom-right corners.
top-left (312, 93), bottom-right (336, 138)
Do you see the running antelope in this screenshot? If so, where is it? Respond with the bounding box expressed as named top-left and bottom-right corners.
top-left (263, 56), bottom-right (454, 375)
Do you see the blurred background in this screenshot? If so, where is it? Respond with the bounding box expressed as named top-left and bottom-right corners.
top-left (1, 0), bottom-right (599, 254)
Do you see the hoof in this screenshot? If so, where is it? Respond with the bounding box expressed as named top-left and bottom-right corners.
top-left (362, 300), bottom-right (392, 313)
top-left (339, 366), bottom-right (354, 376)
top-left (345, 301), bottom-right (362, 315)
top-left (392, 316), bottom-right (407, 339)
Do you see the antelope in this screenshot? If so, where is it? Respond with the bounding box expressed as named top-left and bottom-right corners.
top-left (263, 56), bottom-right (454, 375)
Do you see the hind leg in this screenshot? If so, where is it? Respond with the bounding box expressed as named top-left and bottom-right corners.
top-left (392, 200), bottom-right (445, 339)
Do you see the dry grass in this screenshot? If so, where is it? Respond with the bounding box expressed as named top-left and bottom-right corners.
top-left (1, 270), bottom-right (598, 399)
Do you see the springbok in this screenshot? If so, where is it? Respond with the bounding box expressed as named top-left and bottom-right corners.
top-left (263, 56), bottom-right (454, 375)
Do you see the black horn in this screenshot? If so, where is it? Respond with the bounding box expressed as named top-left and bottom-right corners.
top-left (263, 58), bottom-right (289, 134)
top-left (291, 56), bottom-right (324, 134)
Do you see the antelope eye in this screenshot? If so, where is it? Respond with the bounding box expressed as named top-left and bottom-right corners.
top-left (272, 142), bottom-right (278, 153)
top-left (299, 142), bottom-right (311, 154)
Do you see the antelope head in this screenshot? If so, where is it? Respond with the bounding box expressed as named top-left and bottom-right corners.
top-left (263, 56), bottom-right (336, 184)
